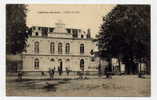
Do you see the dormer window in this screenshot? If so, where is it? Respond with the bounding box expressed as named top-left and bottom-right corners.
top-left (49, 28), bottom-right (53, 32)
top-left (67, 29), bottom-right (71, 33)
top-left (35, 32), bottom-right (38, 36)
top-left (33, 27), bottom-right (36, 30)
top-left (72, 29), bottom-right (78, 38)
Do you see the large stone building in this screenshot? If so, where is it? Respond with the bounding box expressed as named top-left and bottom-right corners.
top-left (10, 21), bottom-right (148, 75)
top-left (22, 21), bottom-right (99, 72)
top-left (22, 21), bottom-right (147, 75)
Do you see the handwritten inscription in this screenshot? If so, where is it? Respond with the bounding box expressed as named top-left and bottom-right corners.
top-left (38, 11), bottom-right (80, 14)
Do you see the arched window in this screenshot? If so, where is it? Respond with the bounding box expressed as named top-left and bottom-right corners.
top-left (50, 58), bottom-right (55, 62)
top-left (58, 59), bottom-right (62, 62)
top-left (66, 59), bottom-right (70, 62)
top-left (34, 41), bottom-right (39, 53)
top-left (34, 58), bottom-right (39, 69)
top-left (80, 59), bottom-right (84, 71)
top-left (65, 43), bottom-right (70, 54)
top-left (58, 43), bottom-right (62, 54)
top-left (80, 44), bottom-right (84, 54)
top-left (50, 42), bottom-right (55, 54)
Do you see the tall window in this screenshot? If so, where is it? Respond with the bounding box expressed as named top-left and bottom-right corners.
top-left (50, 42), bottom-right (55, 54)
top-left (80, 44), bottom-right (84, 54)
top-left (58, 43), bottom-right (62, 54)
top-left (65, 43), bottom-right (70, 54)
top-left (34, 58), bottom-right (39, 69)
top-left (80, 59), bottom-right (84, 71)
top-left (34, 41), bottom-right (39, 53)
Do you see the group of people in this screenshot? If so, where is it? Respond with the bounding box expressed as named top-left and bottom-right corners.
top-left (48, 67), bottom-right (71, 80)
top-left (17, 66), bottom-right (114, 80)
top-left (48, 68), bottom-right (55, 80)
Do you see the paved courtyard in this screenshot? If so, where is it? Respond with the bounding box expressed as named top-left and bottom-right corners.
top-left (6, 74), bottom-right (150, 97)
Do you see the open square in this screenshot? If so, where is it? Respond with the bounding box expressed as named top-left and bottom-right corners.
top-left (6, 74), bottom-right (150, 96)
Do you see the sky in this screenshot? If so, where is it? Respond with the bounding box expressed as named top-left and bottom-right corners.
top-left (26, 4), bottom-right (116, 37)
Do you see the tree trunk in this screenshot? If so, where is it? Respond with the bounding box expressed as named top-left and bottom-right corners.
top-left (146, 58), bottom-right (150, 75)
top-left (139, 62), bottom-right (141, 73)
top-left (118, 56), bottom-right (121, 73)
top-left (106, 53), bottom-right (112, 72)
top-left (125, 59), bottom-right (136, 74)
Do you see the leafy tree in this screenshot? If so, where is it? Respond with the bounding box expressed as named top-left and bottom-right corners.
top-left (6, 4), bottom-right (29, 54)
top-left (97, 5), bottom-right (150, 74)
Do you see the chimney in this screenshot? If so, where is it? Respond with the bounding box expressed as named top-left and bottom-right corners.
top-left (87, 28), bottom-right (91, 38)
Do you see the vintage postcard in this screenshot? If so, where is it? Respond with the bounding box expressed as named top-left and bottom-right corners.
top-left (6, 4), bottom-right (150, 96)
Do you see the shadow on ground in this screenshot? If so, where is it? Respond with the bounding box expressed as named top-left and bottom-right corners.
top-left (16, 79), bottom-right (70, 92)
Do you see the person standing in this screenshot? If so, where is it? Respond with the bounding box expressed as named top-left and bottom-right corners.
top-left (98, 64), bottom-right (102, 77)
top-left (51, 68), bottom-right (55, 79)
top-left (105, 67), bottom-right (110, 78)
top-left (48, 68), bottom-right (52, 80)
top-left (66, 67), bottom-right (70, 76)
top-left (18, 71), bottom-right (22, 81)
top-left (58, 66), bottom-right (62, 76)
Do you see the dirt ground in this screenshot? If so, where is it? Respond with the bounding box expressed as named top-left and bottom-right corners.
top-left (6, 75), bottom-right (150, 97)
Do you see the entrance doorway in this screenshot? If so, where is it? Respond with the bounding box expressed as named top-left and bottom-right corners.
top-left (58, 59), bottom-right (63, 71)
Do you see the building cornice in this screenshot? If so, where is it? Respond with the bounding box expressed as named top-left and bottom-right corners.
top-left (30, 36), bottom-right (94, 41)
top-left (22, 54), bottom-right (91, 57)
top-left (49, 32), bottom-right (71, 35)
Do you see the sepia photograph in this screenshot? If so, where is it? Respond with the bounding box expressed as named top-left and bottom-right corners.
top-left (6, 4), bottom-right (150, 97)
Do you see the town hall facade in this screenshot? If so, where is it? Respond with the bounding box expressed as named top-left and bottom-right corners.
top-left (22, 21), bottom-right (99, 72)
